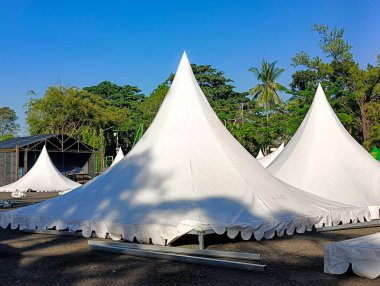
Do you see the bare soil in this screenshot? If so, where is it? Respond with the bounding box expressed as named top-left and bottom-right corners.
top-left (0, 192), bottom-right (379, 285)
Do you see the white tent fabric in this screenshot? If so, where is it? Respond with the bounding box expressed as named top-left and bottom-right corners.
top-left (324, 232), bottom-right (380, 279)
top-left (0, 145), bottom-right (80, 192)
top-left (257, 142), bottom-right (285, 168)
top-left (0, 53), bottom-right (371, 245)
top-left (110, 147), bottom-right (124, 167)
top-left (256, 149), bottom-right (264, 159)
top-left (268, 84), bottom-right (380, 218)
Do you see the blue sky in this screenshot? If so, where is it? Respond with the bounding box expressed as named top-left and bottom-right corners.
top-left (0, 0), bottom-right (379, 135)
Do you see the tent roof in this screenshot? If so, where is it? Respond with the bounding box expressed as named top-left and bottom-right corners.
top-left (268, 84), bottom-right (380, 216)
top-left (0, 145), bottom-right (81, 192)
top-left (256, 149), bottom-right (264, 159)
top-left (257, 142), bottom-right (284, 168)
top-left (0, 53), bottom-right (369, 245)
top-left (110, 147), bottom-right (125, 167)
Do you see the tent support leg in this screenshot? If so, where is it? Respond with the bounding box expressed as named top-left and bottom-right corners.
top-left (198, 230), bottom-right (205, 250)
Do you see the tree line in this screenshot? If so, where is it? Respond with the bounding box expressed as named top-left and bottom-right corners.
top-left (1, 24), bottom-right (379, 168)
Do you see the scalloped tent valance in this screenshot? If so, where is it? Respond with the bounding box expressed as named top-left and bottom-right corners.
top-left (0, 53), bottom-right (370, 245)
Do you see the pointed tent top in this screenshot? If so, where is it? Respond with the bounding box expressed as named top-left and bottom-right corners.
top-left (110, 147), bottom-right (125, 167)
top-left (0, 144), bottom-right (80, 192)
top-left (257, 142), bottom-right (285, 168)
top-left (0, 54), bottom-right (370, 245)
top-left (268, 85), bottom-right (380, 216)
top-left (256, 149), bottom-right (264, 159)
top-left (176, 51), bottom-right (191, 72)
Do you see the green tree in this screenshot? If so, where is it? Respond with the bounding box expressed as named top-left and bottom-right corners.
top-left (289, 24), bottom-right (380, 147)
top-left (83, 81), bottom-right (144, 108)
top-left (0, 107), bottom-right (19, 140)
top-left (26, 84), bottom-right (120, 142)
top-left (248, 60), bottom-right (286, 153)
top-left (249, 60), bottom-right (285, 111)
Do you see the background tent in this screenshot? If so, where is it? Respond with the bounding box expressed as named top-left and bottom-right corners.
top-left (256, 149), bottom-right (264, 159)
top-left (257, 142), bottom-right (284, 168)
top-left (0, 145), bottom-right (80, 192)
top-left (0, 53), bottom-right (369, 245)
top-left (268, 84), bottom-right (380, 218)
top-left (110, 147), bottom-right (124, 167)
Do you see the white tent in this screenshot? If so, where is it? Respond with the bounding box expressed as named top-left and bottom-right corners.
top-left (110, 147), bottom-right (124, 167)
top-left (0, 145), bottom-right (80, 192)
top-left (0, 53), bottom-right (370, 245)
top-left (324, 232), bottom-right (380, 279)
top-left (257, 142), bottom-right (284, 168)
top-left (255, 149), bottom-right (264, 159)
top-left (268, 84), bottom-right (380, 218)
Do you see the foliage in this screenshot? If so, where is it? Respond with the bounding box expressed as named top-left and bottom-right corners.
top-left (289, 24), bottom-right (380, 148)
top-left (249, 60), bottom-right (285, 110)
top-left (0, 107), bottom-right (19, 138)
top-left (26, 85), bottom-right (120, 147)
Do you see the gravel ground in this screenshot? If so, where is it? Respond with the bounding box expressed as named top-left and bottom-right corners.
top-left (0, 192), bottom-right (379, 285)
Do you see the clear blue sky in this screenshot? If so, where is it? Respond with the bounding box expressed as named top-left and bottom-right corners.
top-left (1, 0), bottom-right (379, 135)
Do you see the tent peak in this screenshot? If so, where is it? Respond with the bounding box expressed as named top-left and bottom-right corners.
top-left (177, 51), bottom-right (191, 71)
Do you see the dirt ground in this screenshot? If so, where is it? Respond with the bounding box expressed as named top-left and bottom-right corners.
top-left (0, 192), bottom-right (379, 286)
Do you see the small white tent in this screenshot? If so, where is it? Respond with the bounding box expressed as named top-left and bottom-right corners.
top-left (110, 147), bottom-right (124, 167)
top-left (255, 149), bottom-right (264, 159)
top-left (0, 145), bottom-right (80, 192)
top-left (257, 142), bottom-right (285, 168)
top-left (0, 53), bottom-right (369, 245)
top-left (325, 232), bottom-right (380, 279)
top-left (268, 84), bottom-right (380, 218)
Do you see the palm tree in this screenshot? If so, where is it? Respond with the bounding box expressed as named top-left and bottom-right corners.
top-left (249, 59), bottom-right (285, 111)
top-left (249, 60), bottom-right (285, 154)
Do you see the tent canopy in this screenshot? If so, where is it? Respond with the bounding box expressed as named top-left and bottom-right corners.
top-left (0, 53), bottom-right (370, 245)
top-left (110, 147), bottom-right (124, 167)
top-left (255, 149), bottom-right (264, 159)
top-left (257, 142), bottom-right (284, 168)
top-left (0, 145), bottom-right (80, 192)
top-left (268, 84), bottom-right (380, 217)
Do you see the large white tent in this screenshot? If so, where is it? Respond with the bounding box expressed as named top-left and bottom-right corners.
top-left (257, 142), bottom-right (284, 168)
top-left (0, 145), bottom-right (80, 192)
top-left (268, 84), bottom-right (380, 218)
top-left (324, 232), bottom-right (380, 279)
top-left (110, 147), bottom-right (124, 167)
top-left (0, 53), bottom-right (370, 245)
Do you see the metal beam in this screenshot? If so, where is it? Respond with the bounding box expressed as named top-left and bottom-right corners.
top-left (316, 220), bottom-right (380, 232)
top-left (89, 242), bottom-right (266, 272)
top-left (88, 240), bottom-right (261, 261)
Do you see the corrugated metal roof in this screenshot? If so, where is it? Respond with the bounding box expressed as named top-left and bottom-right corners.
top-left (0, 134), bottom-right (54, 149)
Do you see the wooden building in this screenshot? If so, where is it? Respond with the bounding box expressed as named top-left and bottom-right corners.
top-left (0, 134), bottom-right (96, 187)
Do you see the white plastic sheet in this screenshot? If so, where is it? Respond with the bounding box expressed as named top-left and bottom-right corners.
top-left (324, 232), bottom-right (380, 279)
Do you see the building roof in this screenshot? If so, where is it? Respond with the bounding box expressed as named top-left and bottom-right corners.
top-left (0, 134), bottom-right (54, 149)
top-left (0, 134), bottom-right (95, 152)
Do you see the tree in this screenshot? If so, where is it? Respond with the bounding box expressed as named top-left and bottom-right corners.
top-left (83, 81), bottom-right (144, 108)
top-left (249, 60), bottom-right (285, 111)
top-left (289, 24), bottom-right (380, 147)
top-left (0, 107), bottom-right (19, 140)
top-left (26, 84), bottom-right (120, 143)
top-left (248, 60), bottom-right (286, 153)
